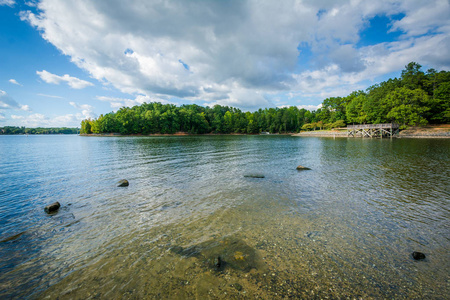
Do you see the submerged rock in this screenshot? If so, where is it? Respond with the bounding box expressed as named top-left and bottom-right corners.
top-left (244, 174), bottom-right (265, 178)
top-left (44, 202), bottom-right (61, 214)
top-left (296, 165), bottom-right (311, 170)
top-left (412, 251), bottom-right (426, 260)
top-left (117, 179), bottom-right (129, 187)
top-left (0, 231), bottom-right (26, 243)
top-left (170, 237), bottom-right (266, 273)
top-left (214, 256), bottom-right (222, 270)
top-left (232, 283), bottom-right (243, 291)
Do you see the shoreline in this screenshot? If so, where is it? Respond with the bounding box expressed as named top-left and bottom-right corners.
top-left (79, 132), bottom-right (293, 137)
top-left (79, 125), bottom-right (450, 138)
top-left (292, 125), bottom-right (450, 139)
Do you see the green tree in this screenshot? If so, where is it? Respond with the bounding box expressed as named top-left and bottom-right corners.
top-left (401, 62), bottom-right (425, 90)
top-left (383, 87), bottom-right (430, 127)
top-left (346, 94), bottom-right (368, 124)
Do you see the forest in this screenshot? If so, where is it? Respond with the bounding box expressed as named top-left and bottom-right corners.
top-left (0, 127), bottom-right (79, 135)
top-left (80, 62), bottom-right (449, 135)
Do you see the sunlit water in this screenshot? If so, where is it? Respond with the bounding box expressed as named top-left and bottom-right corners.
top-left (0, 135), bottom-right (448, 299)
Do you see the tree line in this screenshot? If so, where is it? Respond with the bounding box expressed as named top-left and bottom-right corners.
top-left (81, 62), bottom-right (449, 135)
top-left (0, 127), bottom-right (79, 135)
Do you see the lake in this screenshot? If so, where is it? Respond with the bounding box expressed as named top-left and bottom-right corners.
top-left (0, 135), bottom-right (449, 299)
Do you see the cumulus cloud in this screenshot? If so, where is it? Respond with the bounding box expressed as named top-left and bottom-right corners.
top-left (0, 0), bottom-right (15, 7)
top-left (0, 90), bottom-right (31, 111)
top-left (278, 104), bottom-right (322, 111)
top-left (9, 113), bottom-right (80, 127)
top-left (97, 94), bottom-right (170, 110)
top-left (36, 70), bottom-right (94, 89)
top-left (9, 79), bottom-right (22, 85)
top-left (69, 101), bottom-right (97, 119)
top-left (20, 0), bottom-right (450, 110)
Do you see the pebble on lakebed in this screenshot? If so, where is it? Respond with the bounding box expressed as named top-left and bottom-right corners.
top-left (117, 179), bottom-right (129, 187)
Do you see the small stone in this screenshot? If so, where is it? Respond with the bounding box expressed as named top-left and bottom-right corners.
top-left (44, 202), bottom-right (61, 214)
top-left (296, 165), bottom-right (311, 170)
top-left (117, 179), bottom-right (129, 187)
top-left (412, 251), bottom-right (426, 260)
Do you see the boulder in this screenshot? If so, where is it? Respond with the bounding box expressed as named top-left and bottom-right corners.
top-left (117, 179), bottom-right (129, 187)
top-left (44, 202), bottom-right (61, 214)
top-left (296, 165), bottom-right (311, 170)
top-left (412, 251), bottom-right (426, 260)
top-left (170, 237), bottom-right (267, 273)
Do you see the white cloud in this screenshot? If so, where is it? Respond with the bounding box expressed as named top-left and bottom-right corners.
top-left (8, 113), bottom-right (81, 127)
top-left (69, 101), bottom-right (97, 119)
top-left (20, 105), bottom-right (31, 111)
top-left (0, 0), bottom-right (15, 7)
top-left (25, 1), bottom-right (37, 7)
top-left (0, 90), bottom-right (31, 111)
top-left (20, 0), bottom-right (450, 109)
top-left (96, 94), bottom-right (170, 110)
top-left (278, 104), bottom-right (322, 111)
top-left (9, 79), bottom-right (22, 86)
top-left (37, 93), bottom-right (64, 99)
top-left (5, 102), bottom-right (96, 127)
top-left (36, 70), bottom-right (94, 89)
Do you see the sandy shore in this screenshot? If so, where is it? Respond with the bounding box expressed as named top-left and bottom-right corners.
top-left (398, 125), bottom-right (450, 138)
top-left (291, 130), bottom-right (347, 137)
top-left (292, 125), bottom-right (450, 138)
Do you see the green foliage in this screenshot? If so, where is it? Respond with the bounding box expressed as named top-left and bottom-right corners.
top-left (79, 62), bottom-right (448, 134)
top-left (383, 87), bottom-right (430, 128)
top-left (79, 102), bottom-right (315, 135)
top-left (0, 126), bottom-right (79, 134)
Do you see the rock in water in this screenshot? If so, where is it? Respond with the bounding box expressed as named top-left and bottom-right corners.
top-left (117, 179), bottom-right (129, 187)
top-left (214, 256), bottom-right (222, 269)
top-left (412, 251), bottom-right (426, 260)
top-left (244, 174), bottom-right (265, 178)
top-left (296, 165), bottom-right (311, 170)
top-left (44, 202), bottom-right (61, 214)
top-left (232, 283), bottom-right (243, 291)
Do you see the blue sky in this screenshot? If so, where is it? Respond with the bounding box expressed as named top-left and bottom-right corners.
top-left (1, 0), bottom-right (449, 127)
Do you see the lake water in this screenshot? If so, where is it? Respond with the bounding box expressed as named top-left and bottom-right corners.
top-left (0, 135), bottom-right (449, 299)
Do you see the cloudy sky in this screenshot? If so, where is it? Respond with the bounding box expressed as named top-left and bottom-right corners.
top-left (1, 0), bottom-right (449, 127)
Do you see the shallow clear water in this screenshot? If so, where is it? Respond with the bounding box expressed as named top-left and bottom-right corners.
top-left (0, 135), bottom-right (449, 299)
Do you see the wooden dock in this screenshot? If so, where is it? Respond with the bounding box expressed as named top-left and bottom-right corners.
top-left (347, 123), bottom-right (399, 138)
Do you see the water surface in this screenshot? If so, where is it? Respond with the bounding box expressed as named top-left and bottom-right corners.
top-left (0, 135), bottom-right (448, 299)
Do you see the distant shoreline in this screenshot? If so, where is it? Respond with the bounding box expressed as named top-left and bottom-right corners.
top-left (79, 132), bottom-right (292, 137)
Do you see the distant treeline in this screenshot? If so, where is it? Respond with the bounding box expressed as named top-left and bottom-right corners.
top-left (0, 127), bottom-right (79, 135)
top-left (81, 62), bottom-right (449, 134)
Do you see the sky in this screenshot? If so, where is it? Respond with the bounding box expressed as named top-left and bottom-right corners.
top-left (1, 0), bottom-right (449, 128)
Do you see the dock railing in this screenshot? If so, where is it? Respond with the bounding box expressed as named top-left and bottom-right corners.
top-left (347, 123), bottom-right (400, 138)
top-left (347, 123), bottom-right (399, 129)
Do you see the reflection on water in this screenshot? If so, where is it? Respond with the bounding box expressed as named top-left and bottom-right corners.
top-left (0, 135), bottom-right (449, 299)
